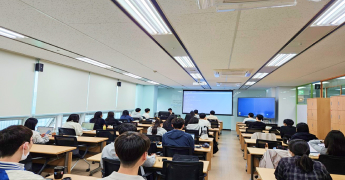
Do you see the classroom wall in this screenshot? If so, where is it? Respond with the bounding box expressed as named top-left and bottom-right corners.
top-left (157, 89), bottom-right (266, 130)
top-left (0, 49), bottom-right (138, 118)
top-left (136, 85), bottom-right (158, 118)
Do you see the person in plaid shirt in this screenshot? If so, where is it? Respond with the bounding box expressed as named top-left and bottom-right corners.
top-left (275, 139), bottom-right (332, 180)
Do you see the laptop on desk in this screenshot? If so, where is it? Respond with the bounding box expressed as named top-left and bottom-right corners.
top-left (82, 122), bottom-right (95, 131)
top-left (37, 127), bottom-right (53, 135)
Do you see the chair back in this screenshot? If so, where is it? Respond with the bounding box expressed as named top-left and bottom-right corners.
top-left (148, 142), bottom-right (158, 155)
top-left (132, 117), bottom-right (140, 121)
top-left (58, 128), bottom-right (76, 136)
top-left (54, 136), bottom-right (79, 155)
top-left (265, 124), bottom-right (278, 129)
top-left (96, 129), bottom-right (116, 144)
top-left (245, 121), bottom-right (255, 127)
top-left (246, 128), bottom-right (263, 134)
top-left (163, 146), bottom-right (193, 157)
top-left (269, 129), bottom-right (280, 135)
top-left (146, 134), bottom-right (163, 142)
top-left (319, 155), bottom-right (345, 175)
top-left (119, 119), bottom-right (128, 123)
top-left (162, 161), bottom-right (204, 180)
top-left (102, 158), bottom-right (141, 177)
top-left (209, 120), bottom-right (219, 128)
top-left (185, 129), bottom-right (200, 144)
top-left (123, 121), bottom-right (138, 127)
top-left (256, 139), bottom-right (282, 149)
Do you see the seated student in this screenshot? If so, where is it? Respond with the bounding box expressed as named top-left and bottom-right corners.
top-left (184, 111), bottom-right (195, 126)
top-left (275, 139), bottom-right (332, 180)
top-left (131, 108), bottom-right (143, 120)
top-left (162, 115), bottom-right (175, 132)
top-left (198, 113), bottom-right (211, 139)
top-left (62, 114), bottom-right (83, 136)
top-left (0, 125), bottom-right (44, 180)
top-left (24, 118), bottom-right (49, 144)
top-left (186, 117), bottom-right (201, 135)
top-left (120, 110), bottom-right (134, 122)
top-left (309, 130), bottom-right (345, 156)
top-left (194, 109), bottom-right (200, 118)
top-left (162, 118), bottom-right (194, 151)
top-left (291, 123), bottom-right (317, 142)
top-left (90, 111), bottom-right (106, 130)
top-left (206, 110), bottom-right (219, 122)
top-left (147, 118), bottom-right (167, 136)
top-left (101, 123), bottom-right (155, 168)
top-left (105, 111), bottom-right (121, 126)
top-left (142, 108), bottom-right (150, 119)
top-left (101, 132), bottom-right (150, 180)
top-left (280, 119), bottom-right (296, 139)
top-left (248, 114), bottom-right (266, 130)
top-left (242, 113), bottom-right (256, 123)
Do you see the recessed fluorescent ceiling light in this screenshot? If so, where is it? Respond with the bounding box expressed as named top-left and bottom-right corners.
top-left (147, 80), bottom-right (159, 84)
top-left (245, 81), bottom-right (255, 85)
top-left (337, 76), bottom-right (345, 79)
top-left (312, 0), bottom-right (345, 27)
top-left (123, 72), bottom-right (142, 79)
top-left (298, 87), bottom-right (306, 89)
top-left (174, 56), bottom-right (195, 68)
top-left (76, 57), bottom-right (111, 68)
top-left (252, 73), bottom-right (268, 79)
top-left (190, 73), bottom-right (202, 79)
top-left (117, 0), bottom-right (171, 35)
top-left (313, 82), bottom-right (329, 84)
top-left (0, 27), bottom-right (26, 39)
top-left (267, 54), bottom-right (297, 67)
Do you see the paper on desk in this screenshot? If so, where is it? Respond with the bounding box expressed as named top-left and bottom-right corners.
top-left (309, 144), bottom-right (318, 153)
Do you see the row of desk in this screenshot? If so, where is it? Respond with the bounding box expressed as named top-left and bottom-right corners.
top-left (236, 123), bottom-right (345, 180)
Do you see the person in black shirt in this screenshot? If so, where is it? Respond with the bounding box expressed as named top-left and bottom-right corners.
top-left (90, 111), bottom-right (106, 130)
top-left (105, 111), bottom-right (121, 126)
top-left (248, 114), bottom-right (266, 130)
top-left (280, 119), bottom-right (296, 139)
top-left (163, 115), bottom-right (175, 132)
top-left (290, 123), bottom-right (317, 142)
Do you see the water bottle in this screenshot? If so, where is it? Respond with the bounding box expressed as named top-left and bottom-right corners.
top-left (103, 124), bottom-right (106, 130)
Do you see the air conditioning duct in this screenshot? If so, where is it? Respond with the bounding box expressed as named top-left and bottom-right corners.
top-left (214, 69), bottom-right (252, 77)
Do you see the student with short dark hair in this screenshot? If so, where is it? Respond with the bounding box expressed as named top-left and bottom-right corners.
top-left (105, 111), bottom-right (121, 126)
top-left (147, 118), bottom-right (167, 136)
top-left (142, 108), bottom-right (150, 119)
top-left (309, 130), bottom-right (345, 156)
top-left (242, 113), bottom-right (256, 123)
top-left (280, 119), bottom-right (296, 139)
top-left (184, 111), bottom-right (195, 126)
top-left (24, 118), bottom-right (49, 144)
top-left (62, 114), bottom-right (83, 136)
top-left (194, 109), bottom-right (199, 118)
top-left (274, 139), bottom-right (332, 180)
top-left (198, 113), bottom-right (211, 139)
top-left (291, 123), bottom-right (317, 142)
top-left (0, 125), bottom-right (44, 179)
top-left (131, 108), bottom-right (143, 120)
top-left (101, 123), bottom-right (155, 168)
top-left (163, 115), bottom-right (175, 132)
top-left (162, 118), bottom-right (194, 151)
top-left (120, 110), bottom-right (134, 122)
top-left (186, 117), bottom-right (201, 135)
top-left (101, 132), bottom-right (150, 180)
top-left (90, 111), bottom-right (106, 130)
top-left (206, 110), bottom-right (219, 122)
top-left (168, 108), bottom-right (173, 115)
top-left (248, 114), bottom-right (266, 130)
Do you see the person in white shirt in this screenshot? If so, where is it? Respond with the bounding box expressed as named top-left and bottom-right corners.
top-left (101, 123), bottom-right (155, 168)
top-left (206, 110), bottom-right (219, 122)
top-left (100, 131), bottom-right (151, 180)
top-left (142, 108), bottom-right (150, 119)
top-left (131, 108), bottom-right (143, 120)
top-left (24, 118), bottom-right (49, 144)
top-left (186, 117), bottom-right (201, 135)
top-left (62, 114), bottom-right (83, 136)
top-left (194, 109), bottom-right (200, 118)
top-left (147, 118), bottom-right (167, 136)
top-left (198, 113), bottom-right (211, 139)
top-left (0, 125), bottom-right (44, 180)
top-left (242, 113), bottom-right (256, 123)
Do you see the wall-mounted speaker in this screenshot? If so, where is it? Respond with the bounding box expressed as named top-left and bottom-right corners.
top-left (117, 82), bottom-right (121, 87)
top-left (315, 84), bottom-right (321, 89)
top-left (35, 63), bottom-right (44, 72)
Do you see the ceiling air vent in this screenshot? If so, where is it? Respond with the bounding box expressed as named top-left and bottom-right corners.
top-left (214, 69), bottom-right (252, 78)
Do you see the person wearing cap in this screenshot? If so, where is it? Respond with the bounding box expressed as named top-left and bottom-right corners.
top-left (131, 108), bottom-right (143, 120)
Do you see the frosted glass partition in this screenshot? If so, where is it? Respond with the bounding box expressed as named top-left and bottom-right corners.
top-left (36, 61), bottom-right (89, 114)
top-left (0, 51), bottom-right (35, 117)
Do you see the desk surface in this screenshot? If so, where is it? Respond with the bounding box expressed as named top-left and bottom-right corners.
top-left (30, 144), bottom-right (76, 155)
top-left (87, 153), bottom-right (102, 162)
top-left (257, 168), bottom-right (345, 180)
top-left (156, 145), bottom-right (211, 153)
top-left (242, 133), bottom-right (281, 139)
top-left (208, 128), bottom-right (220, 132)
top-left (247, 148), bottom-right (319, 159)
top-left (107, 126), bottom-right (144, 130)
top-left (49, 136), bottom-right (108, 143)
top-left (244, 139), bottom-right (288, 146)
top-left (47, 174), bottom-right (97, 180)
